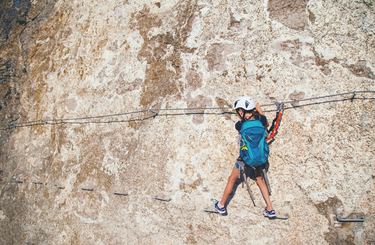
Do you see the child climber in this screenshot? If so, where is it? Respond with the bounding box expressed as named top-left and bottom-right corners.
top-left (213, 96), bottom-right (276, 218)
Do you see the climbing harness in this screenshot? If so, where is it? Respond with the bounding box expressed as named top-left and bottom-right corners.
top-left (266, 102), bottom-right (284, 145)
top-left (237, 162), bottom-right (272, 207)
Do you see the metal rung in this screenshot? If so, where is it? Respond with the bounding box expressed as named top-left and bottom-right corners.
top-left (337, 218), bottom-right (366, 222)
top-left (113, 192), bottom-right (128, 196)
top-left (152, 196), bottom-right (171, 202)
top-left (32, 182), bottom-right (43, 185)
top-left (203, 209), bottom-right (220, 213)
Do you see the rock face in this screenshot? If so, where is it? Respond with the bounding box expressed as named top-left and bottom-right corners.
top-left (0, 0), bottom-right (374, 244)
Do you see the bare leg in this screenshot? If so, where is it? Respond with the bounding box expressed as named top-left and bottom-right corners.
top-left (255, 167), bottom-right (273, 211)
top-left (219, 166), bottom-right (239, 206)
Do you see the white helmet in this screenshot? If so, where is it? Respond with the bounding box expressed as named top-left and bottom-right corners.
top-left (233, 96), bottom-right (255, 111)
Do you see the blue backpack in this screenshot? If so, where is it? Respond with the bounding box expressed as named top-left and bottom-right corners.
top-left (239, 119), bottom-right (269, 167)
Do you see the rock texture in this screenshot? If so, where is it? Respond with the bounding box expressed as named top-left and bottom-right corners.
top-left (0, 0), bottom-right (374, 244)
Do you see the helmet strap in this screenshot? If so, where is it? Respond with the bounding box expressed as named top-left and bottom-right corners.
top-left (237, 109), bottom-right (256, 122)
top-left (236, 109), bottom-right (246, 122)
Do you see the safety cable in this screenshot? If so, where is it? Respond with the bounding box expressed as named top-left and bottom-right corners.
top-left (0, 91), bottom-right (374, 130)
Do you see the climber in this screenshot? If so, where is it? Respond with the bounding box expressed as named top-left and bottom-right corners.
top-left (213, 96), bottom-right (276, 218)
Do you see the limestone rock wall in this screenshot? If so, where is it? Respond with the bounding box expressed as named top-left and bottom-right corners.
top-left (0, 0), bottom-right (374, 244)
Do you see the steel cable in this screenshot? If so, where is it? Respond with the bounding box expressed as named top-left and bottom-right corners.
top-left (1, 91), bottom-right (374, 130)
